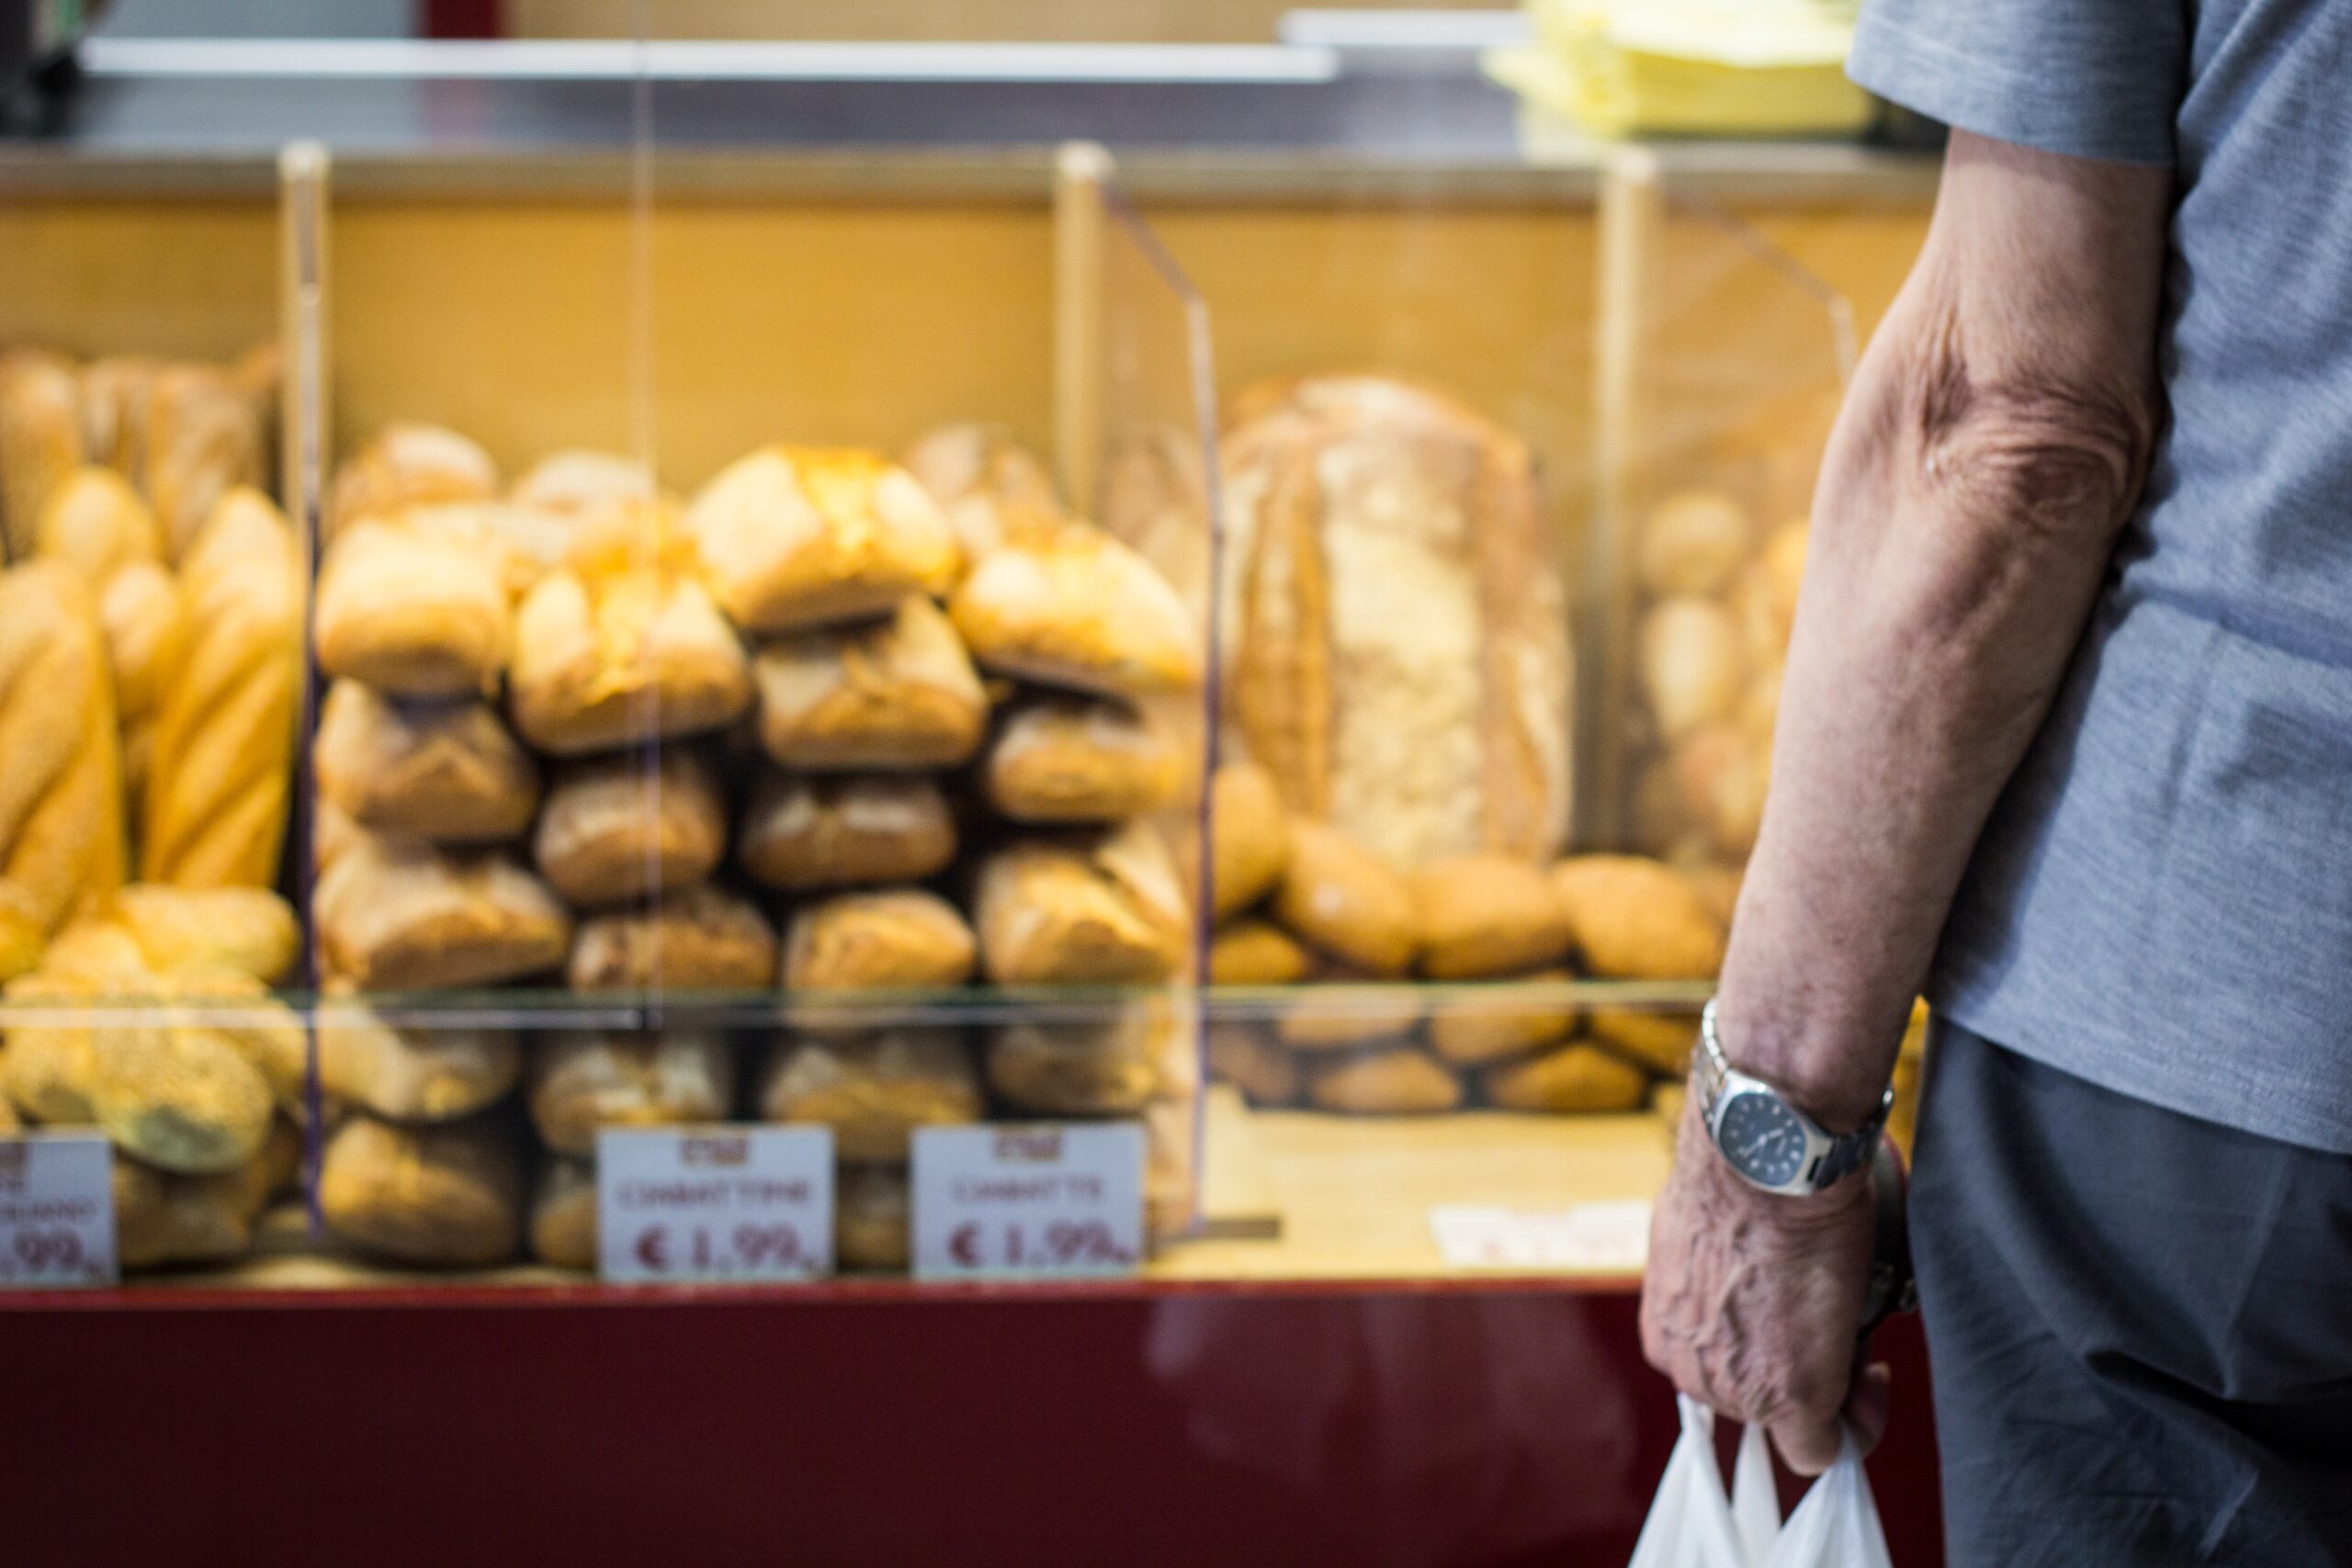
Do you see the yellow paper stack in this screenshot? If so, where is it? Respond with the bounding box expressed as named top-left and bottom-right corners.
top-left (1487, 0), bottom-right (1871, 141)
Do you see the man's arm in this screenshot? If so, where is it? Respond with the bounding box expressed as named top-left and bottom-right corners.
top-left (1640, 131), bottom-right (2172, 1471)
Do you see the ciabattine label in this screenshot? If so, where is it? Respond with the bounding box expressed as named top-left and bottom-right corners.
top-left (596, 1126), bottom-right (834, 1284)
top-left (0, 1134), bottom-right (117, 1290)
top-left (910, 1123), bottom-right (1145, 1280)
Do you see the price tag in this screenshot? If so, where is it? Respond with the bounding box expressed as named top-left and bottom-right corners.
top-left (1428, 1201), bottom-right (1652, 1273)
top-left (910, 1122), bottom-right (1144, 1280)
top-left (0, 1134), bottom-right (118, 1289)
top-left (596, 1126), bottom-right (833, 1284)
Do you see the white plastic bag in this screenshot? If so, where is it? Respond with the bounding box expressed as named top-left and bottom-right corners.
top-left (1627, 1397), bottom-right (1894, 1568)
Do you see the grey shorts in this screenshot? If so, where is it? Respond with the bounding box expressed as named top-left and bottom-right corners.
top-left (1913, 1019), bottom-right (2352, 1566)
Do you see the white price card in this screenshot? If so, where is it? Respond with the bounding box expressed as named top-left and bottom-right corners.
top-left (1428, 1201), bottom-right (1653, 1273)
top-left (597, 1126), bottom-right (833, 1284)
top-left (910, 1123), bottom-right (1145, 1280)
top-left (0, 1134), bottom-right (118, 1289)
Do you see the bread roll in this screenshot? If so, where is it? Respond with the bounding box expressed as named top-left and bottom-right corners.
top-left (527, 1032), bottom-right (733, 1156)
top-left (836, 1163), bottom-right (910, 1271)
top-left (319, 1112), bottom-right (523, 1267)
top-left (317, 836), bottom-right (571, 991)
top-left (328, 423), bottom-right (498, 538)
top-left (1270, 820), bottom-right (1417, 977)
top-left (1588, 1007), bottom-right (1700, 1077)
top-left (141, 490), bottom-right (300, 889)
top-left (534, 750), bottom-right (727, 909)
top-left (1207, 919), bottom-right (1311, 986)
top-left (315, 681), bottom-right (540, 844)
top-left (108, 885), bottom-right (299, 982)
top-left (1639, 490), bottom-right (1752, 598)
top-left (783, 889), bottom-right (976, 993)
top-left (113, 1131), bottom-right (288, 1269)
top-left (758, 1030), bottom-right (981, 1160)
top-left (752, 595), bottom-right (987, 770)
top-left (142, 363), bottom-right (266, 564)
top-left (0, 560), bottom-right (123, 928)
top-left (686, 446), bottom-right (960, 633)
top-left (1639, 597), bottom-right (1745, 745)
top-left (987, 1004), bottom-right (1194, 1116)
top-left (1221, 374), bottom-right (1570, 866)
top-left (949, 525), bottom-right (1202, 698)
top-left (983, 694), bottom-right (1182, 823)
top-left (1307, 1047), bottom-right (1462, 1114)
top-left (1428, 969), bottom-right (1577, 1066)
top-left (404, 500), bottom-right (582, 599)
top-left (1274, 966), bottom-right (1424, 1051)
top-left (1207, 1021), bottom-right (1297, 1106)
top-left (1410, 854), bottom-right (1572, 979)
top-left (975, 824), bottom-right (1190, 986)
top-left (1204, 761), bottom-right (1289, 919)
top-left (510, 505), bottom-right (753, 753)
top-left (1483, 1042), bottom-right (1648, 1113)
top-left (314, 518), bottom-right (509, 698)
top-left (738, 773), bottom-right (956, 892)
top-left (1550, 855), bottom-right (1726, 979)
top-left (899, 422), bottom-right (1062, 564)
top-left (316, 1009), bottom-right (523, 1123)
top-left (0, 349), bottom-right (85, 562)
top-left (530, 1156), bottom-right (599, 1269)
top-left (34, 465), bottom-right (163, 582)
top-left (567, 883), bottom-right (779, 991)
top-left (86, 1012), bottom-right (275, 1174)
top-left (511, 449), bottom-right (655, 514)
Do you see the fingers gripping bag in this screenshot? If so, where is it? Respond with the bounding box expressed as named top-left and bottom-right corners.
top-left (1628, 1398), bottom-right (1890, 1568)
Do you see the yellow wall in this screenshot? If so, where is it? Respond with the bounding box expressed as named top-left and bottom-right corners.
top-left (0, 199), bottom-right (277, 362)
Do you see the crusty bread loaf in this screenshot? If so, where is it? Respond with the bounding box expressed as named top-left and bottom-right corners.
top-left (526, 1032), bottom-right (733, 1156)
top-left (1220, 374), bottom-right (1571, 867)
top-left (316, 835), bottom-right (571, 991)
top-left (78, 355), bottom-right (157, 477)
top-left (1483, 1041), bottom-right (1648, 1113)
top-left (686, 445), bottom-right (960, 634)
top-left (530, 1156), bottom-right (599, 1270)
top-left (758, 1030), bottom-right (981, 1160)
top-left (974, 824), bottom-right (1191, 986)
top-left (533, 749), bottom-right (727, 909)
top-left (87, 1010), bottom-right (277, 1173)
top-left (987, 1002), bottom-right (1193, 1116)
top-left (566, 882), bottom-right (779, 991)
top-left (112, 1126), bottom-right (290, 1269)
top-left (836, 1163), bottom-right (910, 1271)
top-left (738, 773), bottom-right (956, 892)
top-left (949, 523), bottom-right (1203, 698)
top-left (1269, 819), bottom-right (1417, 977)
top-left (0, 349), bottom-right (85, 562)
top-left (315, 681), bottom-right (540, 845)
top-left (1207, 919), bottom-right (1311, 986)
top-left (983, 694), bottom-right (1182, 823)
top-left (319, 1112), bottom-right (523, 1267)
top-left (108, 885), bottom-right (300, 982)
top-left (0, 560), bottom-right (123, 929)
top-left (510, 503), bottom-right (752, 754)
top-left (1307, 1046), bottom-right (1462, 1114)
top-left (141, 490), bottom-right (300, 889)
top-left (328, 423), bottom-right (498, 539)
top-left (899, 422), bottom-right (1063, 564)
top-left (315, 517), bottom-right (511, 698)
top-left (142, 362), bottom-right (267, 565)
top-left (1409, 853), bottom-right (1572, 979)
top-left (316, 1008), bottom-right (523, 1123)
top-left (1203, 761), bottom-right (1289, 919)
top-left (783, 888), bottom-right (977, 993)
top-left (752, 594), bottom-right (987, 770)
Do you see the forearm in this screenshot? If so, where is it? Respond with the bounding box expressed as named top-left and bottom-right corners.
top-left (1715, 134), bottom-right (2171, 1130)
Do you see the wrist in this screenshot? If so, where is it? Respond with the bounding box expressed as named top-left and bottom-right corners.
top-left (1707, 986), bottom-right (1896, 1135)
top-left (1674, 1093), bottom-right (1871, 1224)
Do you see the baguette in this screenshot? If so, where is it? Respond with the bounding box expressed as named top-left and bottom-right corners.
top-left (738, 773), bottom-right (956, 892)
top-left (314, 681), bottom-right (540, 844)
top-left (0, 349), bottom-right (85, 562)
top-left (533, 749), bottom-right (728, 909)
top-left (685, 445), bottom-right (960, 633)
top-left (142, 362), bottom-right (267, 565)
top-left (0, 560), bottom-right (123, 928)
top-left (752, 594), bottom-right (987, 770)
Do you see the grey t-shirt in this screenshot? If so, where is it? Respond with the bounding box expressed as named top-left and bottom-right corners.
top-left (1849, 0), bottom-right (2352, 1151)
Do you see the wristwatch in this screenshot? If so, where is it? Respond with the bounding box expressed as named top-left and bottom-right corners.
top-left (1697, 998), bottom-right (1892, 1197)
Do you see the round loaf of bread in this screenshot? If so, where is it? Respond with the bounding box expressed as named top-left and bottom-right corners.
top-left (1271, 820), bottom-right (1418, 977)
top-left (1307, 1047), bottom-right (1462, 1115)
top-left (1483, 1041), bottom-right (1648, 1114)
top-left (1549, 854), bottom-right (1726, 980)
top-left (1427, 968), bottom-right (1578, 1066)
top-left (1409, 854), bottom-right (1573, 979)
top-left (1207, 919), bottom-right (1312, 986)
top-left (1205, 761), bottom-right (1289, 919)
top-left (739, 773), bottom-right (957, 893)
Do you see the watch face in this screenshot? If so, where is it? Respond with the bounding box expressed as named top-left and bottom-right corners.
top-left (1718, 1091), bottom-right (1809, 1189)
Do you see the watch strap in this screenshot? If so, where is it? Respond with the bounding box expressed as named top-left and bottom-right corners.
top-left (1700, 998), bottom-right (1893, 1195)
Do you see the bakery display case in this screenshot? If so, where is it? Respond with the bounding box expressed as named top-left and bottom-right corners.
top-left (0, 32), bottom-right (1937, 1296)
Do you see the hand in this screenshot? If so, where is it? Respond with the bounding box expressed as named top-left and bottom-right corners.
top-left (1639, 1099), bottom-right (1891, 1475)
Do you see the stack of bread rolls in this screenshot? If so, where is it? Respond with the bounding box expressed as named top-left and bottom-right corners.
top-left (1204, 759), bottom-right (1727, 1117)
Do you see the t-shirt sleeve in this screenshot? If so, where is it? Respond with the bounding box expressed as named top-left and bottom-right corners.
top-left (1848, 0), bottom-right (2188, 165)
